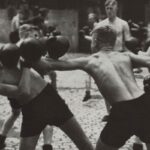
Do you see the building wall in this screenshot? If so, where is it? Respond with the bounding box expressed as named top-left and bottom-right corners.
top-left (47, 9), bottom-right (78, 52)
top-left (0, 9), bottom-right (11, 43)
top-left (0, 9), bottom-right (78, 52)
top-left (145, 0), bottom-right (150, 24)
top-left (145, 0), bottom-right (150, 38)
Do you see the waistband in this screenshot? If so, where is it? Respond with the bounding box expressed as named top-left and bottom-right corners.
top-left (22, 83), bottom-right (51, 108)
top-left (112, 93), bottom-right (149, 107)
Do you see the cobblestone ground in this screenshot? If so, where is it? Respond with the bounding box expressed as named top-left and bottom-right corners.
top-left (0, 54), bottom-right (149, 150)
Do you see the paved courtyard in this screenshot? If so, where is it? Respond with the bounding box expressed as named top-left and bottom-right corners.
top-left (0, 53), bottom-right (149, 150)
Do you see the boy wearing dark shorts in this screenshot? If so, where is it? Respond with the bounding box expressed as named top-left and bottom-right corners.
top-left (33, 25), bottom-right (150, 150)
top-left (0, 24), bottom-right (54, 150)
top-left (0, 44), bottom-right (93, 150)
top-left (20, 83), bottom-right (73, 137)
top-left (100, 93), bottom-right (150, 148)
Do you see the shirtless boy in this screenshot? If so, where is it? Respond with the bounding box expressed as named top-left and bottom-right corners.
top-left (0, 43), bottom-right (93, 150)
top-left (34, 25), bottom-right (150, 150)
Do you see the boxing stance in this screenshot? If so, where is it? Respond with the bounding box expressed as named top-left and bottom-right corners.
top-left (0, 24), bottom-right (54, 150)
top-left (30, 25), bottom-right (150, 150)
top-left (0, 43), bottom-right (93, 150)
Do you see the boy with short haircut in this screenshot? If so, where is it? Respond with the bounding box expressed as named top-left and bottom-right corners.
top-left (0, 43), bottom-right (93, 150)
top-left (33, 25), bottom-right (150, 150)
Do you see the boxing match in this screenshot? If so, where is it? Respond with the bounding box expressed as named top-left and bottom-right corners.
top-left (0, 0), bottom-right (150, 150)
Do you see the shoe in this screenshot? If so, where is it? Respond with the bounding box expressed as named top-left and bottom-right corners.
top-left (82, 91), bottom-right (91, 102)
top-left (42, 144), bottom-right (53, 150)
top-left (133, 143), bottom-right (143, 150)
top-left (0, 135), bottom-right (6, 149)
top-left (102, 115), bottom-right (110, 122)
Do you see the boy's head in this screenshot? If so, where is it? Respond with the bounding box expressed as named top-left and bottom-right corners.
top-left (105, 0), bottom-right (118, 7)
top-left (19, 24), bottom-right (42, 39)
top-left (105, 0), bottom-right (118, 19)
top-left (88, 13), bottom-right (98, 24)
top-left (91, 25), bottom-right (116, 52)
top-left (0, 44), bottom-right (20, 68)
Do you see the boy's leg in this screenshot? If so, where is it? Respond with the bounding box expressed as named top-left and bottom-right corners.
top-left (98, 105), bottom-right (133, 150)
top-left (146, 143), bottom-right (150, 150)
top-left (0, 135), bottom-right (6, 149)
top-left (42, 125), bottom-right (53, 150)
top-left (48, 71), bottom-right (57, 89)
top-left (0, 108), bottom-right (20, 136)
top-left (0, 108), bottom-right (20, 149)
top-left (83, 75), bottom-right (92, 102)
top-left (59, 116), bottom-right (94, 150)
top-left (102, 100), bottom-right (111, 122)
top-left (133, 136), bottom-right (143, 150)
top-left (96, 136), bottom-right (118, 150)
top-left (19, 135), bottom-right (40, 150)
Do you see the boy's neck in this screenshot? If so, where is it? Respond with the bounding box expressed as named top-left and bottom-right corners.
top-left (109, 16), bottom-right (117, 23)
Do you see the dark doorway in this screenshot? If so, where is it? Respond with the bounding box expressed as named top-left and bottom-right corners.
top-left (122, 0), bottom-right (145, 23)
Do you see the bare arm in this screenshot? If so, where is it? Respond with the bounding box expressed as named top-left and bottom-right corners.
top-left (32, 56), bottom-right (89, 74)
top-left (0, 83), bottom-right (19, 98)
top-left (85, 35), bottom-right (92, 41)
top-left (0, 68), bottom-right (31, 99)
top-left (11, 17), bottom-right (19, 32)
top-left (128, 52), bottom-right (150, 69)
top-left (123, 22), bottom-right (132, 41)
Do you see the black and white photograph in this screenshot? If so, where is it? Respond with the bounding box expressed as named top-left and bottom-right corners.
top-left (0, 0), bottom-right (149, 149)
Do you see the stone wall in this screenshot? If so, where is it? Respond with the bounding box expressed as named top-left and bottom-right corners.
top-left (47, 9), bottom-right (78, 52)
top-left (0, 9), bottom-right (11, 43)
top-left (145, 1), bottom-right (150, 24)
top-left (0, 9), bottom-right (78, 52)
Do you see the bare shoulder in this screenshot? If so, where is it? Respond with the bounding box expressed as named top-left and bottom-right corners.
top-left (95, 18), bottom-right (109, 29)
top-left (123, 51), bottom-right (140, 62)
top-left (99, 18), bottom-right (108, 24)
top-left (117, 17), bottom-right (128, 29)
top-left (117, 17), bottom-right (127, 24)
top-left (114, 52), bottom-right (131, 62)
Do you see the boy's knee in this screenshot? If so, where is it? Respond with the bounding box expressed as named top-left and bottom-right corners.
top-left (19, 137), bottom-right (37, 150)
top-left (96, 137), bottom-right (118, 150)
